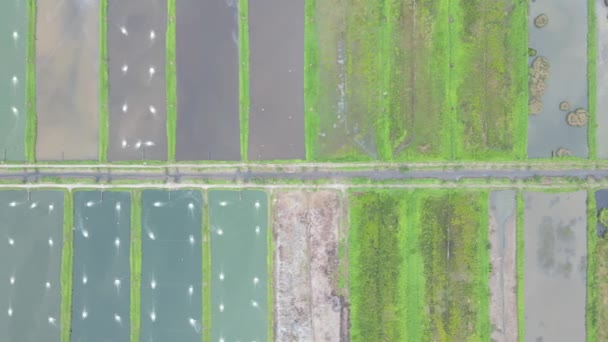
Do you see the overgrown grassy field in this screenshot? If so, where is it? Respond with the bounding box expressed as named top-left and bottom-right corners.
top-left (60, 190), bottom-right (74, 342)
top-left (306, 0), bottom-right (526, 162)
top-left (451, 0), bottom-right (527, 160)
top-left (130, 191), bottom-right (142, 342)
top-left (26, 0), bottom-right (37, 163)
top-left (349, 189), bottom-right (490, 341)
top-left (99, 0), bottom-right (109, 162)
top-left (166, 0), bottom-right (177, 161)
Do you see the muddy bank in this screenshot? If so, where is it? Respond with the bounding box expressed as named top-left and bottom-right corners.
top-left (36, 0), bottom-right (99, 160)
top-left (107, 0), bottom-right (167, 161)
top-left (248, 0), bottom-right (305, 160)
top-left (489, 190), bottom-right (518, 342)
top-left (527, 1), bottom-right (588, 158)
top-left (175, 0), bottom-right (240, 161)
top-left (523, 191), bottom-right (587, 342)
top-left (274, 191), bottom-right (348, 341)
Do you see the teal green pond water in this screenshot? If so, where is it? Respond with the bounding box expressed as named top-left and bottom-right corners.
top-left (140, 190), bottom-right (203, 341)
top-left (209, 190), bottom-right (268, 342)
top-left (0, 190), bottom-right (64, 342)
top-left (71, 191), bottom-right (131, 342)
top-left (0, 0), bottom-right (27, 160)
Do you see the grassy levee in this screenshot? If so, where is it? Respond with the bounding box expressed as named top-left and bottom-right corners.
top-left (587, 0), bottom-right (597, 160)
top-left (60, 190), bottom-right (74, 342)
top-left (587, 191), bottom-right (598, 342)
top-left (516, 191), bottom-right (525, 342)
top-left (452, 0), bottom-right (527, 160)
top-left (130, 190), bottom-right (142, 342)
top-left (166, 0), bottom-right (177, 161)
top-left (239, 0), bottom-right (250, 161)
top-left (304, 0), bottom-right (319, 160)
top-left (266, 191), bottom-right (275, 342)
top-left (99, 0), bottom-right (109, 162)
top-left (202, 190), bottom-right (211, 342)
top-left (349, 189), bottom-right (489, 341)
top-left (26, 0), bottom-right (37, 163)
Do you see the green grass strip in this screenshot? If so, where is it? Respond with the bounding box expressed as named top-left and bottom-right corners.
top-left (25, 0), bottom-right (37, 163)
top-left (130, 190), bottom-right (142, 342)
top-left (166, 0), bottom-right (177, 162)
top-left (477, 190), bottom-right (491, 339)
top-left (202, 190), bottom-right (211, 342)
top-left (587, 190), bottom-right (598, 342)
top-left (446, 0), bottom-right (457, 160)
top-left (99, 0), bottom-right (109, 162)
top-left (587, 0), bottom-right (597, 160)
top-left (513, 0), bottom-right (529, 160)
top-left (516, 191), bottom-right (525, 342)
top-left (239, 0), bottom-right (250, 161)
top-left (303, 0), bottom-right (318, 160)
top-left (266, 191), bottom-right (275, 342)
top-left (60, 190), bottom-right (74, 342)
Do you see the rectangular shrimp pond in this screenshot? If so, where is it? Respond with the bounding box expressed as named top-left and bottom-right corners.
top-left (0, 187), bottom-right (601, 341)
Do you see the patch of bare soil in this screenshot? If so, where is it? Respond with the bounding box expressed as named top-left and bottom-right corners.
top-left (274, 191), bottom-right (347, 341)
top-left (489, 206), bottom-right (518, 342)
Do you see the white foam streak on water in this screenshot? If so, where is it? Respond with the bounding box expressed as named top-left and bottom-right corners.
top-left (12, 76), bottom-right (17, 86)
top-left (149, 66), bottom-right (155, 78)
top-left (7, 306), bottom-right (12, 317)
top-left (219, 201), bottom-right (227, 207)
top-left (82, 229), bottom-right (89, 238)
top-left (253, 277), bottom-right (259, 287)
top-left (12, 31), bottom-right (18, 41)
top-left (10, 276), bottom-right (14, 285)
top-left (153, 201), bottom-right (164, 207)
top-left (8, 237), bottom-right (14, 246)
top-left (81, 308), bottom-right (88, 320)
top-left (29, 202), bottom-right (37, 209)
top-left (48, 203), bottom-right (54, 213)
top-left (121, 139), bottom-right (128, 148)
top-left (82, 274), bottom-right (88, 285)
top-left (188, 285), bottom-right (194, 296)
top-left (219, 272), bottom-right (224, 281)
top-left (122, 103), bottom-right (128, 113)
top-left (48, 237), bottom-right (53, 247)
top-left (150, 279), bottom-right (157, 289)
top-left (251, 300), bottom-right (258, 308)
top-left (145, 141), bottom-right (155, 147)
top-left (45, 282), bottom-right (51, 289)
top-left (254, 200), bottom-right (260, 209)
top-left (255, 226), bottom-right (260, 235)
top-left (114, 278), bottom-right (121, 291)
top-left (120, 26), bottom-right (128, 35)
top-left (8, 201), bottom-right (18, 207)
top-left (115, 202), bottom-right (121, 211)
top-left (189, 235), bottom-right (195, 245)
top-left (189, 318), bottom-right (201, 333)
top-left (48, 316), bottom-right (56, 326)
top-left (219, 303), bottom-right (224, 312)
top-left (148, 231), bottom-right (156, 240)
top-left (11, 107), bottom-right (18, 116)
top-left (115, 237), bottom-right (120, 248)
top-left (150, 309), bottom-right (156, 322)
top-left (150, 30), bottom-right (156, 41)
top-left (149, 106), bottom-right (157, 115)
top-left (114, 314), bottom-right (122, 324)
top-left (85, 201), bottom-right (95, 207)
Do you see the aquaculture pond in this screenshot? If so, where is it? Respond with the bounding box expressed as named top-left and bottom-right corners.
top-left (36, 0), bottom-right (99, 160)
top-left (523, 191), bottom-right (587, 342)
top-left (71, 191), bottom-right (131, 341)
top-left (140, 190), bottom-right (202, 341)
top-left (0, 0), bottom-right (26, 161)
top-left (527, 1), bottom-right (589, 158)
top-left (596, 1), bottom-right (608, 158)
top-left (488, 190), bottom-right (517, 342)
top-left (274, 191), bottom-right (347, 341)
top-left (248, 0), bottom-right (305, 160)
top-left (108, 0), bottom-right (168, 161)
top-left (176, 0), bottom-right (240, 161)
top-left (209, 190), bottom-right (268, 341)
top-left (0, 190), bottom-right (64, 341)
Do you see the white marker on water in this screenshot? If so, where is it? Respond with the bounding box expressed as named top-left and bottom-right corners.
top-left (8, 238), bottom-right (14, 246)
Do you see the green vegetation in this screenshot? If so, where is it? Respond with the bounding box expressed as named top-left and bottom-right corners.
top-left (60, 190), bottom-right (74, 342)
top-left (588, 0), bottom-right (597, 160)
top-left (600, 208), bottom-right (608, 228)
top-left (306, 0), bottom-right (526, 162)
top-left (266, 194), bottom-right (274, 342)
top-left (130, 191), bottom-right (141, 342)
top-left (26, 0), bottom-right (37, 163)
top-left (516, 191), bottom-right (525, 341)
top-left (587, 191), bottom-right (597, 342)
top-left (99, 0), bottom-right (109, 162)
top-left (452, 0), bottom-right (528, 160)
top-left (239, 0), bottom-right (250, 160)
top-left (167, 0), bottom-right (177, 161)
top-left (349, 189), bottom-right (489, 341)
top-left (202, 190), bottom-right (211, 342)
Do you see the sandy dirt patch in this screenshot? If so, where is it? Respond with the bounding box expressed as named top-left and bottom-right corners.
top-left (488, 190), bottom-right (518, 342)
top-left (274, 190), bottom-right (348, 341)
